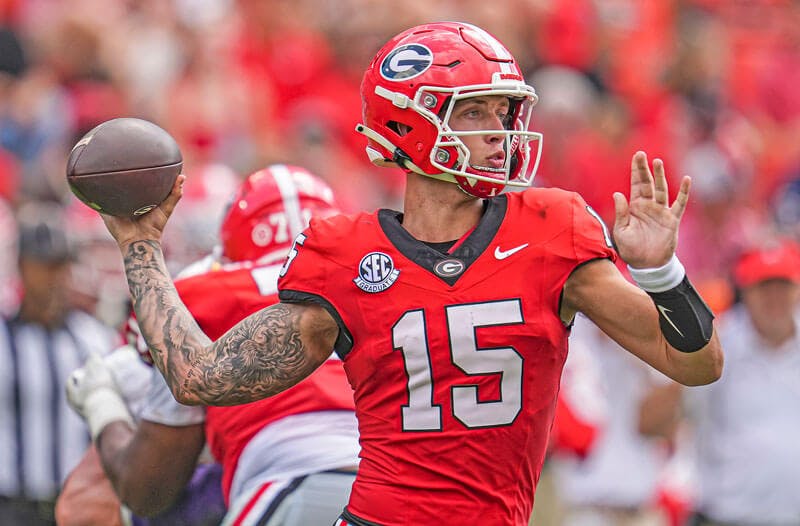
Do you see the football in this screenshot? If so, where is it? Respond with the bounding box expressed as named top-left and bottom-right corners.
top-left (66, 118), bottom-right (182, 217)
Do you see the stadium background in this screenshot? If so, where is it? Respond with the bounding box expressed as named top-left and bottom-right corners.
top-left (1, 0), bottom-right (799, 524)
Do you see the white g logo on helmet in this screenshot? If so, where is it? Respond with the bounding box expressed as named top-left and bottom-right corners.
top-left (380, 44), bottom-right (433, 81)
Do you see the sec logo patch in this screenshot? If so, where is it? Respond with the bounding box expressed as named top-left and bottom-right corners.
top-left (354, 252), bottom-right (400, 293)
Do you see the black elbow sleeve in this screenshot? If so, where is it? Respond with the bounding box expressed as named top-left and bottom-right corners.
top-left (646, 276), bottom-right (715, 353)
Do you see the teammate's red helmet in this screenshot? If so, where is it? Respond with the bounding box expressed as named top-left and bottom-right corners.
top-left (357, 22), bottom-right (543, 198)
top-left (219, 165), bottom-right (338, 264)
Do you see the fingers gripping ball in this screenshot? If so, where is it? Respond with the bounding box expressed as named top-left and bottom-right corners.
top-left (66, 118), bottom-right (182, 217)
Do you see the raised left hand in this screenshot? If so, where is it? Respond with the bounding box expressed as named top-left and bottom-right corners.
top-left (612, 151), bottom-right (690, 269)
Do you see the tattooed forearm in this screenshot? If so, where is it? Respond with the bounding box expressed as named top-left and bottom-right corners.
top-left (123, 241), bottom-right (323, 406)
top-left (197, 305), bottom-right (321, 405)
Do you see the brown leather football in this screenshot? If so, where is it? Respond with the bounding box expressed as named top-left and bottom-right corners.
top-left (66, 118), bottom-right (182, 217)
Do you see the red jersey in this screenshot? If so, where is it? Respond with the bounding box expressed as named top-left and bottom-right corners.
top-left (174, 261), bottom-right (355, 501)
top-left (278, 188), bottom-right (616, 525)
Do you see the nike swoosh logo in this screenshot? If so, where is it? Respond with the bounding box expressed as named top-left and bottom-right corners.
top-left (657, 305), bottom-right (684, 337)
top-left (494, 243), bottom-right (529, 260)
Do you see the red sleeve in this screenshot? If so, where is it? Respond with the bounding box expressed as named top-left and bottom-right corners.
top-left (570, 192), bottom-right (618, 264)
top-left (277, 217), bottom-right (355, 357)
top-left (277, 221), bottom-right (333, 304)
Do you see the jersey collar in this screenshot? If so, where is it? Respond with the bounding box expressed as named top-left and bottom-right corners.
top-left (377, 194), bottom-right (508, 285)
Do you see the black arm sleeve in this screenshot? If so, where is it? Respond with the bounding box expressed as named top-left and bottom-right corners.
top-left (646, 276), bottom-right (715, 353)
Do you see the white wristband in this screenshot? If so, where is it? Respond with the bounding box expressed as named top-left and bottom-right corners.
top-left (83, 388), bottom-right (134, 441)
top-left (627, 255), bottom-right (686, 293)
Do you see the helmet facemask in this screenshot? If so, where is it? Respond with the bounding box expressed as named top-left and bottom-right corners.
top-left (429, 84), bottom-right (542, 197)
top-left (360, 76), bottom-right (543, 198)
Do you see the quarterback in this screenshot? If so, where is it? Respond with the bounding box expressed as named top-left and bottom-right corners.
top-left (99, 22), bottom-right (723, 525)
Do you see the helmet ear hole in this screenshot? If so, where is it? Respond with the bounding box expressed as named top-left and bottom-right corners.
top-left (388, 121), bottom-right (413, 136)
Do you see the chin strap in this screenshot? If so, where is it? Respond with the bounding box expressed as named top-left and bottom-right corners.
top-left (355, 123), bottom-right (458, 187)
top-left (355, 122), bottom-right (508, 200)
top-left (355, 123), bottom-right (401, 166)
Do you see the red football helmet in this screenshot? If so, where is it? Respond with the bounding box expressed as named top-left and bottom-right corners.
top-left (357, 22), bottom-right (543, 198)
top-left (219, 165), bottom-right (339, 264)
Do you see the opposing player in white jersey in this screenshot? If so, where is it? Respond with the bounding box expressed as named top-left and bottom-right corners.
top-left (62, 165), bottom-right (359, 526)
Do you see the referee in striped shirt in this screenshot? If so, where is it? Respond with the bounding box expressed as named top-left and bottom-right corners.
top-left (0, 205), bottom-right (120, 525)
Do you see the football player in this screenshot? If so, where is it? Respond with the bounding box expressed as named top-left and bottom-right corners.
top-left (99, 22), bottom-right (724, 525)
top-left (64, 165), bottom-right (358, 526)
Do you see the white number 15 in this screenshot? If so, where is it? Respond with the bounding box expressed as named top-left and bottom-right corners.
top-left (392, 299), bottom-right (524, 431)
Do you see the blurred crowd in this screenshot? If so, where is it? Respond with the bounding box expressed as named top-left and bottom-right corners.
top-left (3, 0), bottom-right (800, 524)
top-left (4, 0), bottom-right (800, 307)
